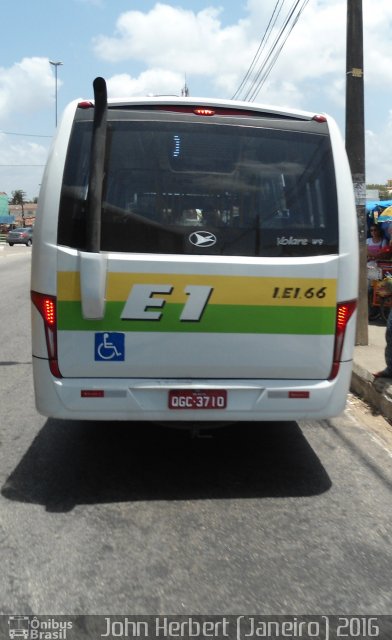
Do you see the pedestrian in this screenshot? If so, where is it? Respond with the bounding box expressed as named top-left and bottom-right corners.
top-left (374, 278), bottom-right (392, 378)
top-left (367, 225), bottom-right (388, 259)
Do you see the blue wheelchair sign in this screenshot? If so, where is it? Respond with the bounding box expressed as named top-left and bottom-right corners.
top-left (95, 332), bottom-right (125, 361)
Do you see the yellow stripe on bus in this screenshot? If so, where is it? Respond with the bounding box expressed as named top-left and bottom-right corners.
top-left (57, 272), bottom-right (337, 307)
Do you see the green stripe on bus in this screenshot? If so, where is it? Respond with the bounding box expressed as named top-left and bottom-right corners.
top-left (57, 302), bottom-right (336, 335)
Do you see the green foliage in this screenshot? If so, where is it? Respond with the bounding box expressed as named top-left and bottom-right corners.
top-left (366, 183), bottom-right (390, 201)
top-left (10, 190), bottom-right (26, 206)
top-left (10, 190), bottom-right (27, 225)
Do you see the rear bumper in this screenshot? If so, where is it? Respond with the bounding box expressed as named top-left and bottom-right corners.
top-left (33, 357), bottom-right (353, 421)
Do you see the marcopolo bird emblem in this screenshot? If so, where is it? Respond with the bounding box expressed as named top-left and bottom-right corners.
top-left (189, 231), bottom-right (217, 247)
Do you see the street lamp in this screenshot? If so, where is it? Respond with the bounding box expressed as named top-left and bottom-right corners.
top-left (49, 60), bottom-right (63, 127)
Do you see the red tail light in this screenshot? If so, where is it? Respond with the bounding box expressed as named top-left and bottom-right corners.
top-left (78, 100), bottom-right (94, 109)
top-left (31, 291), bottom-right (62, 378)
top-left (193, 107), bottom-right (215, 116)
top-left (329, 300), bottom-right (357, 380)
top-left (312, 114), bottom-right (327, 123)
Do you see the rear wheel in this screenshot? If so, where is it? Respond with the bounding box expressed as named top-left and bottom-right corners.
top-left (26, 239), bottom-right (32, 246)
top-left (8, 242), bottom-right (13, 246)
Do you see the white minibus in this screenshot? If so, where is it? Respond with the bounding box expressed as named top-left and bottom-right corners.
top-left (31, 77), bottom-right (358, 422)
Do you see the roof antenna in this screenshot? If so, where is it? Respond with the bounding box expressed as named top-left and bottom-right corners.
top-left (181, 74), bottom-right (189, 97)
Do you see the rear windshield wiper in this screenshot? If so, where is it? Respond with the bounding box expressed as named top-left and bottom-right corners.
top-left (86, 76), bottom-right (108, 252)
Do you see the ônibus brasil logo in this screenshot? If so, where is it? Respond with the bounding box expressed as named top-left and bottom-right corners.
top-left (8, 616), bottom-right (73, 640)
top-left (189, 231), bottom-right (217, 247)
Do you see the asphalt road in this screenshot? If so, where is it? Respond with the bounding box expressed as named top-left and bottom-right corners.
top-left (1, 246), bottom-right (392, 621)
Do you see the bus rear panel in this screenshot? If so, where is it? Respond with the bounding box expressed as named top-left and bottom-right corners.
top-left (31, 91), bottom-right (358, 422)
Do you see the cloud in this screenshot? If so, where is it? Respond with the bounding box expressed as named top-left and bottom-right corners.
top-left (91, 1), bottom-right (349, 108)
top-left (0, 57), bottom-right (56, 122)
top-left (107, 70), bottom-right (185, 99)
top-left (0, 132), bottom-right (48, 198)
top-left (366, 111), bottom-right (392, 183)
top-left (93, 3), bottom-right (254, 91)
top-left (94, 4), bottom-right (223, 66)
top-left (94, 1), bottom-right (392, 107)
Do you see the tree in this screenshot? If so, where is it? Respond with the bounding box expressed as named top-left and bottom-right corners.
top-left (10, 190), bottom-right (27, 226)
top-left (366, 183), bottom-right (390, 200)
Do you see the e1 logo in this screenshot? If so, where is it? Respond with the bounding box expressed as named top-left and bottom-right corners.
top-left (120, 284), bottom-right (213, 322)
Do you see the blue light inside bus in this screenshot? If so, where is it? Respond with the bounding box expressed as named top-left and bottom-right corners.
top-left (173, 134), bottom-right (181, 158)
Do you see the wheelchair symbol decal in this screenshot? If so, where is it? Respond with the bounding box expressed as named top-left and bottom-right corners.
top-left (95, 332), bottom-right (125, 361)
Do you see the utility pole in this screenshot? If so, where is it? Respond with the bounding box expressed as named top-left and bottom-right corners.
top-left (345, 0), bottom-right (367, 345)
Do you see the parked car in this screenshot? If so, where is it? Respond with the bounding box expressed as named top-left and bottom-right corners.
top-left (7, 227), bottom-right (33, 246)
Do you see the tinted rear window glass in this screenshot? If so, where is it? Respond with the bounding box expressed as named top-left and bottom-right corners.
top-left (58, 112), bottom-right (338, 256)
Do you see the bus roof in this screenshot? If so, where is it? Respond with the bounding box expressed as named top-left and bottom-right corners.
top-left (74, 95), bottom-right (326, 123)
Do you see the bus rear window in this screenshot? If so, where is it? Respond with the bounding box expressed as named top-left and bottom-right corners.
top-left (58, 116), bottom-right (338, 257)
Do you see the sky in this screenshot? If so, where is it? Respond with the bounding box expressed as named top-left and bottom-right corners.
top-left (0, 0), bottom-right (391, 200)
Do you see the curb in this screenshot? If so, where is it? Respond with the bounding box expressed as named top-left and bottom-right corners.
top-left (351, 362), bottom-right (392, 421)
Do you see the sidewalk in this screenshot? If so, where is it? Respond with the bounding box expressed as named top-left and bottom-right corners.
top-left (352, 321), bottom-right (392, 420)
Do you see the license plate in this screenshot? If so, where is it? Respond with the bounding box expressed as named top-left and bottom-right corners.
top-left (168, 390), bottom-right (227, 410)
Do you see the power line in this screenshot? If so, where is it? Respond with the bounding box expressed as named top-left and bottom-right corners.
top-left (246, 0), bottom-right (310, 101)
top-left (0, 130), bottom-right (52, 138)
top-left (232, 0), bottom-right (285, 100)
top-left (232, 0), bottom-right (310, 102)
